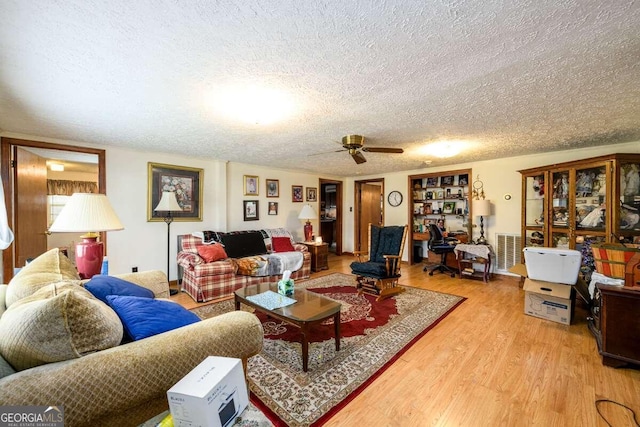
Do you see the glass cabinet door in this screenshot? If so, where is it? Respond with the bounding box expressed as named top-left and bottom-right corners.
top-left (618, 161), bottom-right (640, 242)
top-left (575, 165), bottom-right (607, 232)
top-left (551, 170), bottom-right (570, 230)
top-left (523, 173), bottom-right (547, 246)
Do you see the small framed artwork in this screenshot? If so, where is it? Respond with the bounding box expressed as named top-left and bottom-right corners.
top-left (268, 202), bottom-right (278, 215)
top-left (266, 179), bottom-right (279, 197)
top-left (426, 177), bottom-right (438, 187)
top-left (441, 175), bottom-right (455, 186)
top-left (147, 162), bottom-right (203, 222)
top-left (292, 185), bottom-right (303, 202)
top-left (243, 200), bottom-right (259, 221)
top-left (244, 175), bottom-right (259, 196)
top-left (443, 201), bottom-right (456, 214)
top-left (458, 174), bottom-right (469, 186)
top-left (306, 187), bottom-right (317, 202)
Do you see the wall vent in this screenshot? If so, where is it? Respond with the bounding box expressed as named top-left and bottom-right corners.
top-left (495, 233), bottom-right (522, 272)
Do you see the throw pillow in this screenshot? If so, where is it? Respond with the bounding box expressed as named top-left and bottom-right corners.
top-left (84, 275), bottom-right (155, 304)
top-left (196, 244), bottom-right (228, 263)
top-left (6, 248), bottom-right (81, 307)
top-left (0, 282), bottom-right (123, 371)
top-left (272, 236), bottom-right (295, 253)
top-left (106, 295), bottom-right (200, 341)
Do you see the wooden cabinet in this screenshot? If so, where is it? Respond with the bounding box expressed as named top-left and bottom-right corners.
top-left (520, 154), bottom-right (640, 252)
top-left (300, 242), bottom-right (328, 272)
top-left (588, 284), bottom-right (640, 367)
top-left (408, 169), bottom-right (472, 265)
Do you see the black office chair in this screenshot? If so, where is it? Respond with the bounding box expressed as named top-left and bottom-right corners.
top-left (424, 223), bottom-right (457, 277)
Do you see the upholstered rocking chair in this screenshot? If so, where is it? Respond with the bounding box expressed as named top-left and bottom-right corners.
top-left (350, 223), bottom-right (408, 301)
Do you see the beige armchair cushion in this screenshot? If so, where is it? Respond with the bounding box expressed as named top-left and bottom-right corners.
top-left (0, 282), bottom-right (123, 371)
top-left (6, 248), bottom-right (80, 307)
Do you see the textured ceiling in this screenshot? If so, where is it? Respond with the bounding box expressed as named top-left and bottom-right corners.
top-left (1, 1), bottom-right (639, 177)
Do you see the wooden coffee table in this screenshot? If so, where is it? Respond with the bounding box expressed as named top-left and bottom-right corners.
top-left (235, 283), bottom-right (341, 372)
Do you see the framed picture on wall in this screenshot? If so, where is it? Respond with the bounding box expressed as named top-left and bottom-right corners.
top-left (243, 200), bottom-right (259, 221)
top-left (266, 179), bottom-right (279, 197)
top-left (244, 175), bottom-right (259, 196)
top-left (268, 202), bottom-right (278, 215)
top-left (147, 162), bottom-right (203, 221)
top-left (292, 185), bottom-right (303, 202)
top-left (306, 187), bottom-right (317, 202)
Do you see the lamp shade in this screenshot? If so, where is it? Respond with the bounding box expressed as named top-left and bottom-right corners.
top-left (154, 191), bottom-right (182, 212)
top-left (49, 193), bottom-right (124, 233)
top-left (473, 199), bottom-right (491, 217)
top-left (298, 204), bottom-right (318, 220)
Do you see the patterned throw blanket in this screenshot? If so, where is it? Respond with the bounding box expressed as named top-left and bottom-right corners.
top-left (233, 252), bottom-right (304, 277)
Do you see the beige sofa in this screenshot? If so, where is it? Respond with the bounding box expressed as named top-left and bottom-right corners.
top-left (0, 250), bottom-right (263, 427)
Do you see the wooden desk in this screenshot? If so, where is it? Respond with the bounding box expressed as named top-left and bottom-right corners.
top-left (414, 231), bottom-right (469, 269)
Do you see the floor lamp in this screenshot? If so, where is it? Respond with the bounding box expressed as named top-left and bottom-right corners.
top-left (154, 191), bottom-right (182, 295)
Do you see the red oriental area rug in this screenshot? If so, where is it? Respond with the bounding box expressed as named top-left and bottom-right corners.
top-left (193, 273), bottom-right (465, 427)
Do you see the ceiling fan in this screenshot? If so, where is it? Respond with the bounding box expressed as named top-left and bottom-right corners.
top-left (337, 135), bottom-right (404, 164)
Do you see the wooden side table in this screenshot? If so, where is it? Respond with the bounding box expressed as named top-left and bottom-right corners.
top-left (453, 244), bottom-right (493, 283)
top-left (299, 242), bottom-right (329, 272)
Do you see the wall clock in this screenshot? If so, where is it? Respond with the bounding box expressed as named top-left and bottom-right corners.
top-left (388, 191), bottom-right (403, 207)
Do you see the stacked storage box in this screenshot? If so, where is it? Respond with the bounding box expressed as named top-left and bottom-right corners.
top-left (522, 247), bottom-right (581, 325)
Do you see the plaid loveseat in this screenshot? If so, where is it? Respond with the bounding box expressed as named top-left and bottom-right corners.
top-left (177, 228), bottom-right (311, 302)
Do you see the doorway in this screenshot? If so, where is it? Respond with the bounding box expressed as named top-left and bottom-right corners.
top-left (354, 178), bottom-right (384, 252)
top-left (319, 179), bottom-right (343, 255)
top-left (1, 137), bottom-right (105, 282)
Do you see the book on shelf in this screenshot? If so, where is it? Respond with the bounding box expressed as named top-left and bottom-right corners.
top-left (462, 267), bottom-right (475, 275)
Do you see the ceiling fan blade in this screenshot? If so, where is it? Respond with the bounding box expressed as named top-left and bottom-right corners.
top-left (362, 147), bottom-right (404, 153)
top-left (352, 151), bottom-right (367, 164)
top-left (309, 149), bottom-right (346, 156)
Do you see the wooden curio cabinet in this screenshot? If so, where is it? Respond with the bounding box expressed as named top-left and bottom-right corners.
top-left (520, 154), bottom-right (640, 254)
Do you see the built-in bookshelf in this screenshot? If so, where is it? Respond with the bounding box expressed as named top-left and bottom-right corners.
top-left (408, 169), bottom-right (472, 265)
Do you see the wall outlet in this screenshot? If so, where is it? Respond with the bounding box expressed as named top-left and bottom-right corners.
top-left (132, 267), bottom-right (138, 273)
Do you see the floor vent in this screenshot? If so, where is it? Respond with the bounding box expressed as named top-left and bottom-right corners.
top-left (495, 233), bottom-right (522, 272)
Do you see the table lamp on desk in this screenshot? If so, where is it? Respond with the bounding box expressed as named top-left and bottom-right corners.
top-left (473, 199), bottom-right (491, 245)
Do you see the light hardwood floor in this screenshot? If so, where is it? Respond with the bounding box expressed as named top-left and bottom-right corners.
top-left (172, 255), bottom-right (640, 426)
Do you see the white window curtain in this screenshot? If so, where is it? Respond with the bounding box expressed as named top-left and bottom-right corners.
top-left (0, 176), bottom-right (14, 249)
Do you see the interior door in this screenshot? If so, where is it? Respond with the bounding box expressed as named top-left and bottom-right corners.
top-left (358, 183), bottom-right (383, 251)
top-left (14, 147), bottom-right (48, 268)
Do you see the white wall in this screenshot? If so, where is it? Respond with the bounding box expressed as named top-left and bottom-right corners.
top-left (225, 163), bottom-right (326, 240)
top-left (2, 132), bottom-right (638, 280)
top-left (342, 141), bottom-right (640, 261)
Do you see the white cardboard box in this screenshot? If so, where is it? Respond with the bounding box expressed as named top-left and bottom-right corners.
top-left (167, 356), bottom-right (248, 427)
top-left (523, 278), bottom-right (573, 325)
top-left (523, 247), bottom-right (581, 285)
